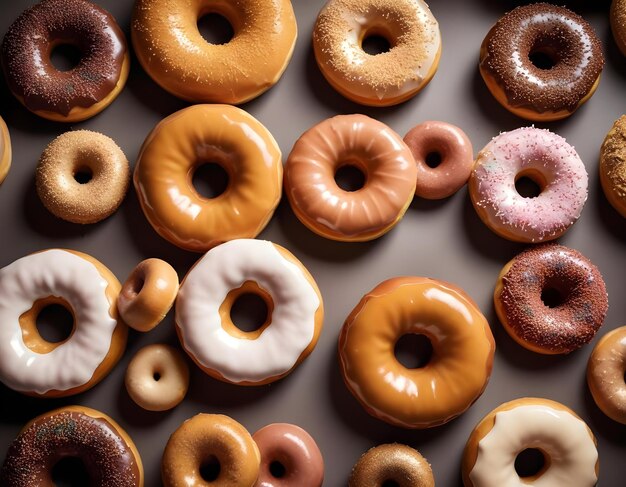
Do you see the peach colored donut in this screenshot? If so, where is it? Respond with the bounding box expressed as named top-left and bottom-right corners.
top-left (0, 115), bottom-right (11, 184)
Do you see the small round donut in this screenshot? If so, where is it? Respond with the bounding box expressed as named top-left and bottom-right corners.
top-left (0, 405), bottom-right (144, 487)
top-left (1, 0), bottom-right (129, 122)
top-left (0, 249), bottom-right (127, 397)
top-left (132, 0), bottom-right (296, 104)
top-left (118, 259), bottom-right (179, 332)
top-left (349, 444), bottom-right (434, 487)
top-left (36, 130), bottom-right (130, 224)
top-left (469, 127), bottom-right (588, 243)
top-left (0, 115), bottom-right (11, 184)
top-left (176, 239), bottom-right (324, 386)
top-left (162, 413), bottom-right (260, 487)
top-left (494, 244), bottom-right (608, 355)
top-left (611, 0), bottom-right (626, 56)
top-left (339, 277), bottom-right (495, 429)
top-left (600, 115), bottom-right (626, 217)
top-left (313, 0), bottom-right (441, 106)
top-left (462, 398), bottom-right (599, 487)
top-left (134, 104), bottom-right (282, 252)
top-left (403, 121), bottom-right (473, 199)
top-left (284, 114), bottom-right (416, 241)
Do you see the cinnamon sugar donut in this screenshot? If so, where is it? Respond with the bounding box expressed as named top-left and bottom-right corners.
top-left (0, 116), bottom-right (11, 184)
top-left (611, 0), bottom-right (626, 56)
top-left (600, 115), bottom-right (626, 217)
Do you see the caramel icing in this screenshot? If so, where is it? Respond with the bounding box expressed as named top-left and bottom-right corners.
top-left (0, 115), bottom-right (11, 184)
top-left (600, 115), bottom-right (626, 217)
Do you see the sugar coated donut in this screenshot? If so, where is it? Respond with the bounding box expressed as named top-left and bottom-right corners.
top-left (1, 0), bottom-right (129, 122)
top-left (349, 444), bottom-right (434, 487)
top-left (252, 423), bottom-right (324, 487)
top-left (0, 405), bottom-right (143, 487)
top-left (162, 413), bottom-right (260, 487)
top-left (611, 0), bottom-right (626, 56)
top-left (600, 115), bottom-right (626, 217)
top-left (132, 0), bottom-right (296, 104)
top-left (285, 114), bottom-right (416, 241)
top-left (0, 249), bottom-right (127, 397)
top-left (36, 130), bottom-right (130, 224)
top-left (403, 121), bottom-right (473, 199)
top-left (176, 239), bottom-right (323, 386)
top-left (462, 398), bottom-right (598, 487)
top-left (313, 0), bottom-right (441, 106)
top-left (0, 115), bottom-right (11, 184)
top-left (135, 104), bottom-right (282, 252)
top-left (339, 277), bottom-right (495, 428)
top-left (469, 127), bottom-right (588, 243)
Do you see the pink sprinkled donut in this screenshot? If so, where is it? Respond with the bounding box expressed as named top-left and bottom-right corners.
top-left (469, 127), bottom-right (588, 243)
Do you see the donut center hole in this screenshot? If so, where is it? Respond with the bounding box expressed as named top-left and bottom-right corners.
top-left (362, 34), bottom-right (392, 55)
top-left (231, 292), bottom-right (269, 333)
top-left (193, 162), bottom-right (230, 199)
top-left (50, 43), bottom-right (82, 72)
top-left (197, 13), bottom-right (234, 45)
top-left (153, 371), bottom-right (161, 382)
top-left (425, 151), bottom-right (443, 168)
top-left (269, 461), bottom-right (287, 478)
top-left (515, 448), bottom-right (546, 478)
top-left (381, 481), bottom-right (401, 487)
top-left (51, 456), bottom-right (90, 487)
top-left (335, 164), bottom-right (366, 192)
top-left (515, 175), bottom-right (542, 198)
top-left (200, 455), bottom-right (221, 482)
top-left (541, 286), bottom-right (565, 308)
top-left (73, 166), bottom-right (93, 184)
top-left (394, 334), bottom-right (433, 369)
top-left (529, 46), bottom-right (558, 70)
top-left (36, 303), bottom-right (74, 344)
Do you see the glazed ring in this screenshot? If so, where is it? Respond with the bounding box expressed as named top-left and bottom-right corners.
top-left (1, 0), bottom-right (129, 122)
top-left (600, 115), bottom-right (626, 217)
top-left (462, 398), bottom-right (598, 487)
top-left (479, 3), bottom-right (604, 122)
top-left (313, 0), bottom-right (441, 106)
top-left (0, 249), bottom-right (127, 397)
top-left (611, 0), bottom-right (626, 56)
top-left (494, 244), bottom-right (608, 355)
top-left (469, 127), bottom-right (588, 243)
top-left (132, 0), bottom-right (296, 104)
top-left (284, 114), bottom-right (416, 241)
top-left (0, 116), bottom-right (11, 185)
top-left (176, 239), bottom-right (324, 386)
top-left (134, 104), bottom-right (282, 252)
top-left (339, 277), bottom-right (495, 428)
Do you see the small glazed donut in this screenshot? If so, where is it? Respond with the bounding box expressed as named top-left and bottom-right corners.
top-left (0, 115), bottom-right (11, 184)
top-left (611, 0), bottom-right (626, 56)
top-left (339, 277), bottom-right (495, 428)
top-left (1, 0), bottom-right (129, 122)
top-left (469, 127), bottom-right (588, 243)
top-left (162, 413), bottom-right (260, 487)
top-left (403, 121), bottom-right (473, 199)
top-left (313, 0), bottom-right (441, 106)
top-left (285, 114), bottom-right (416, 241)
top-left (176, 239), bottom-right (324, 385)
top-left (462, 398), bottom-right (598, 487)
top-left (0, 249), bottom-right (127, 397)
top-left (118, 259), bottom-right (179, 332)
top-left (135, 105), bottom-right (282, 252)
top-left (132, 0), bottom-right (296, 104)
top-left (600, 115), bottom-right (626, 217)
top-left (0, 405), bottom-right (144, 487)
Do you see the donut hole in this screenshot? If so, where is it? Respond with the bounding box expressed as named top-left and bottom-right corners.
top-left (528, 45), bottom-right (559, 71)
top-left (50, 43), bottom-right (82, 72)
top-left (36, 303), bottom-right (74, 344)
top-left (197, 13), bottom-right (234, 45)
top-left (514, 172), bottom-right (544, 199)
top-left (394, 334), bottom-right (433, 369)
top-left (425, 151), bottom-right (443, 168)
top-left (73, 166), bottom-right (93, 185)
top-left (51, 456), bottom-right (90, 487)
top-left (230, 292), bottom-right (269, 333)
top-left (514, 448), bottom-right (546, 478)
top-left (362, 34), bottom-right (392, 55)
top-left (335, 164), bottom-right (367, 192)
top-left (199, 455), bottom-right (221, 482)
top-left (153, 371), bottom-right (161, 382)
top-left (381, 481), bottom-right (401, 487)
top-left (541, 286), bottom-right (565, 309)
top-left (192, 162), bottom-right (230, 199)
top-left (131, 276), bottom-right (145, 296)
top-left (269, 460), bottom-right (287, 478)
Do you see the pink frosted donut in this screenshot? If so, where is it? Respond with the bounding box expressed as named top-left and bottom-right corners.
top-left (469, 127), bottom-right (588, 243)
top-left (403, 121), bottom-right (473, 199)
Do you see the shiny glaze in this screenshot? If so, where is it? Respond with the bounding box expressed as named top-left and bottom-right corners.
top-left (0, 115), bottom-right (11, 184)
top-left (600, 115), bottom-right (626, 217)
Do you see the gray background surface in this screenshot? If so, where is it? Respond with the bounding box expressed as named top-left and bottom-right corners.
top-left (0, 0), bottom-right (625, 485)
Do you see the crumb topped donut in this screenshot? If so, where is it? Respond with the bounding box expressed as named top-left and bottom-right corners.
top-left (611, 0), bottom-right (626, 56)
top-left (0, 115), bottom-right (11, 184)
top-left (600, 115), bottom-right (626, 217)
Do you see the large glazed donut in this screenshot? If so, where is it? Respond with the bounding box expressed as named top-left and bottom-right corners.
top-left (600, 115), bottom-right (626, 217)
top-left (0, 115), bottom-right (11, 184)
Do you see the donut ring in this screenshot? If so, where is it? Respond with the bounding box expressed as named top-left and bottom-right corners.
top-left (600, 115), bottom-right (626, 217)
top-left (1, 0), bottom-right (129, 122)
top-left (0, 116), bottom-right (11, 185)
top-left (611, 0), bottom-right (626, 56)
top-left (36, 130), bottom-right (130, 224)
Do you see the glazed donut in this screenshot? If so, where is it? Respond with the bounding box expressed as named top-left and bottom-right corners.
top-left (162, 413), bottom-right (260, 487)
top-left (469, 127), bottom-right (588, 243)
top-left (0, 115), bottom-right (11, 184)
top-left (118, 259), bottom-right (179, 332)
top-left (0, 405), bottom-right (143, 487)
top-left (252, 423), bottom-right (324, 487)
top-left (349, 444), bottom-right (434, 487)
top-left (176, 239), bottom-right (324, 385)
top-left (612, 0), bottom-right (626, 56)
top-left (339, 277), bottom-right (495, 428)
top-left (284, 114), bottom-right (416, 241)
top-left (600, 115), bottom-right (626, 217)
top-left (479, 3), bottom-right (604, 122)
top-left (0, 249), bottom-right (127, 397)
top-left (313, 0), bottom-right (441, 106)
top-left (36, 130), bottom-right (130, 224)
top-left (134, 104), bottom-right (282, 252)
top-left (132, 0), bottom-right (296, 104)
top-left (403, 121), bottom-right (473, 199)
top-left (1, 0), bottom-right (129, 123)
top-left (462, 398), bottom-right (598, 487)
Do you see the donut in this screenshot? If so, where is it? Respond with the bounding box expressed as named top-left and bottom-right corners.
top-left (313, 0), bottom-right (441, 106)
top-left (349, 444), bottom-right (434, 487)
top-left (339, 277), bottom-right (495, 428)
top-left (611, 0), bottom-right (626, 56)
top-left (403, 121), bottom-right (473, 200)
top-left (118, 259), bottom-right (179, 332)
top-left (0, 249), bottom-right (127, 397)
top-left (599, 115), bottom-right (626, 217)
top-left (162, 413), bottom-right (260, 487)
top-left (1, 0), bottom-right (129, 123)
top-left (462, 398), bottom-right (598, 487)
top-left (176, 239), bottom-right (324, 386)
top-left (469, 127), bottom-right (588, 243)
top-left (479, 3), bottom-right (604, 122)
top-left (0, 115), bottom-right (11, 185)
top-left (0, 405), bottom-right (143, 487)
top-left (134, 104), bottom-right (282, 252)
top-left (132, 0), bottom-right (296, 104)
top-left (284, 114), bottom-right (416, 241)
top-left (252, 423), bottom-right (324, 487)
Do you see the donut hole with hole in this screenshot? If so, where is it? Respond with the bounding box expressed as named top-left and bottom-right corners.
top-left (199, 455), bottom-right (221, 482)
top-left (49, 41), bottom-right (83, 72)
top-left (51, 456), bottom-right (90, 487)
top-left (334, 162), bottom-right (367, 192)
top-left (20, 298), bottom-right (76, 353)
top-left (197, 12), bottom-right (234, 45)
top-left (514, 448), bottom-right (548, 479)
top-left (394, 334), bottom-right (434, 369)
top-left (514, 169), bottom-right (547, 199)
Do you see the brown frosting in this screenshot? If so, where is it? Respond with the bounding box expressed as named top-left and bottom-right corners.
top-left (600, 115), bottom-right (626, 217)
